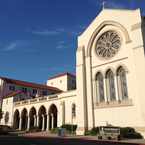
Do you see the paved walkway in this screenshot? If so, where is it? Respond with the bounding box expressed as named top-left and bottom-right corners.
top-left (20, 131), bottom-right (145, 145)
top-left (1, 135), bottom-right (144, 145)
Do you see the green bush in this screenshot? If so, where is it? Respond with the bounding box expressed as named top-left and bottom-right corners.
top-left (120, 127), bottom-right (143, 139)
top-left (50, 127), bottom-right (59, 134)
top-left (60, 124), bottom-right (77, 132)
top-left (91, 127), bottom-right (99, 134)
top-left (85, 127), bottom-right (99, 136)
top-left (120, 127), bottom-right (135, 135)
top-left (85, 130), bottom-right (97, 136)
top-left (0, 125), bottom-right (13, 135)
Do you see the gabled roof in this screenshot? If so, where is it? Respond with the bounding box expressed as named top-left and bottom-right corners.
top-left (0, 76), bottom-right (62, 93)
top-left (48, 72), bottom-right (76, 80)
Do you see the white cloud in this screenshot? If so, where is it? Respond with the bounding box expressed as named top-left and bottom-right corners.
top-left (56, 44), bottom-right (64, 49)
top-left (32, 30), bottom-right (59, 35)
top-left (1, 40), bottom-right (36, 53)
top-left (31, 25), bottom-right (85, 37)
top-left (32, 28), bottom-right (65, 36)
top-left (3, 42), bottom-right (17, 51)
top-left (55, 40), bottom-right (68, 50)
top-left (58, 41), bottom-right (65, 44)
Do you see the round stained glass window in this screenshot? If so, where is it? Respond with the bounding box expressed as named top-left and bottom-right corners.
top-left (96, 31), bottom-right (121, 59)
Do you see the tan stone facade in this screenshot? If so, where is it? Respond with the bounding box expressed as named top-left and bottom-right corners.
top-left (76, 8), bottom-right (145, 136)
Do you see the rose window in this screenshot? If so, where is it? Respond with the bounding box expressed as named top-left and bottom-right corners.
top-left (96, 31), bottom-right (121, 58)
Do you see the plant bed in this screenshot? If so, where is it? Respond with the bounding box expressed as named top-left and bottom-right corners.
top-left (60, 124), bottom-right (77, 135)
top-left (85, 127), bottom-right (99, 136)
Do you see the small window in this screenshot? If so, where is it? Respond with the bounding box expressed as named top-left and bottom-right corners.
top-left (32, 96), bottom-right (36, 99)
top-left (72, 104), bottom-right (76, 118)
top-left (42, 90), bottom-right (47, 96)
top-left (60, 80), bottom-right (62, 83)
top-left (22, 87), bottom-right (27, 93)
top-left (9, 86), bottom-right (15, 91)
top-left (51, 82), bottom-right (53, 85)
top-left (32, 89), bottom-right (37, 94)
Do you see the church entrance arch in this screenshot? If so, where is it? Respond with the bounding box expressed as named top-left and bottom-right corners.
top-left (48, 104), bottom-right (57, 130)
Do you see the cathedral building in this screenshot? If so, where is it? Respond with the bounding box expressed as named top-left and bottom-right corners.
top-left (1, 8), bottom-right (145, 137)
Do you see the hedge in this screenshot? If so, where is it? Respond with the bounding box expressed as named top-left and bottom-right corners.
top-left (85, 127), bottom-right (99, 136)
top-left (120, 127), bottom-right (143, 139)
top-left (60, 124), bottom-right (77, 132)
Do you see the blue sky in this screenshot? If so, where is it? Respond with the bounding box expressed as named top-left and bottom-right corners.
top-left (0, 0), bottom-right (145, 83)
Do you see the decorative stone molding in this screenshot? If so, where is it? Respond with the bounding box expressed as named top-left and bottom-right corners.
top-left (87, 21), bottom-right (131, 57)
top-left (77, 45), bottom-right (85, 52)
top-left (92, 57), bottom-right (128, 69)
top-left (132, 45), bottom-right (144, 50)
top-left (94, 99), bottom-right (133, 109)
top-left (115, 63), bottom-right (129, 74)
top-left (131, 22), bottom-right (141, 31)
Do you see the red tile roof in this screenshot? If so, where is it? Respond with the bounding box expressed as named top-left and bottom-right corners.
top-left (48, 72), bottom-right (76, 80)
top-left (4, 90), bottom-right (22, 98)
top-left (0, 77), bottom-right (62, 93)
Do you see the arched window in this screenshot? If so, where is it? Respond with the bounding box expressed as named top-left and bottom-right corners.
top-left (95, 72), bottom-right (105, 102)
top-left (72, 104), bottom-right (76, 118)
top-left (117, 66), bottom-right (128, 100)
top-left (106, 69), bottom-right (116, 101)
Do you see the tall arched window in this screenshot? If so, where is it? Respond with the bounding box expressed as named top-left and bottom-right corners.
top-left (117, 66), bottom-right (128, 100)
top-left (106, 69), bottom-right (116, 101)
top-left (96, 72), bottom-right (105, 102)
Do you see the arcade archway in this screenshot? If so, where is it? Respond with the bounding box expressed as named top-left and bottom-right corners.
top-left (21, 108), bottom-right (28, 130)
top-left (13, 109), bottom-right (20, 129)
top-left (29, 107), bottom-right (37, 129)
top-left (38, 106), bottom-right (47, 130)
top-left (48, 104), bottom-right (57, 130)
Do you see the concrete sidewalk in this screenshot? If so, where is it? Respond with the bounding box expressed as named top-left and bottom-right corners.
top-left (20, 131), bottom-right (145, 145)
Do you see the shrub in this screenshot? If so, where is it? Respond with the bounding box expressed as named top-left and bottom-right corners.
top-left (61, 124), bottom-right (77, 133)
top-left (91, 127), bottom-right (99, 134)
top-left (120, 127), bottom-right (143, 139)
top-left (50, 127), bottom-right (59, 134)
top-left (0, 125), bottom-right (13, 135)
top-left (85, 127), bottom-right (99, 136)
